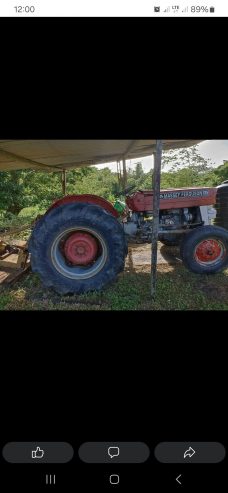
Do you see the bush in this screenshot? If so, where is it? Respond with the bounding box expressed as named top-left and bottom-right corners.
top-left (18, 205), bottom-right (46, 219)
top-left (1, 211), bottom-right (17, 220)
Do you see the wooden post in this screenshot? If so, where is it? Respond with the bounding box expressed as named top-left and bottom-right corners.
top-left (61, 170), bottom-right (66, 195)
top-left (122, 158), bottom-right (127, 190)
top-left (151, 140), bottom-right (163, 297)
top-left (117, 161), bottom-right (121, 187)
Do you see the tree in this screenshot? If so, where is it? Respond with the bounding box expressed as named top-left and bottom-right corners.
top-left (0, 170), bottom-right (28, 215)
top-left (135, 162), bottom-right (144, 180)
top-left (0, 167), bottom-right (106, 216)
top-left (160, 145), bottom-right (215, 188)
top-left (211, 161), bottom-right (228, 185)
top-left (161, 144), bottom-right (214, 172)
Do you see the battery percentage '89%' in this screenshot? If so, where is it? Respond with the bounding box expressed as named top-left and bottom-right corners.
top-left (14, 6), bottom-right (35, 13)
top-left (191, 6), bottom-right (209, 12)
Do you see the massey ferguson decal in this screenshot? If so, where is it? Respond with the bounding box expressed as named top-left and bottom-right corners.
top-left (126, 188), bottom-right (217, 212)
top-left (160, 190), bottom-right (209, 200)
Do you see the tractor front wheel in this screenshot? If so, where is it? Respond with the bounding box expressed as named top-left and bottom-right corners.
top-left (180, 225), bottom-right (228, 274)
top-left (28, 203), bottom-right (126, 294)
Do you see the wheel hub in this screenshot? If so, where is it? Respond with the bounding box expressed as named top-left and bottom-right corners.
top-left (195, 239), bottom-right (224, 263)
top-left (63, 232), bottom-right (98, 265)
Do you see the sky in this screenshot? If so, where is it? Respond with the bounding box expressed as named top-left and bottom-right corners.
top-left (94, 140), bottom-right (228, 173)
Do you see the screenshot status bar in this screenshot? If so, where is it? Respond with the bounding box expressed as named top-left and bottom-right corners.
top-left (0, 1), bottom-right (227, 17)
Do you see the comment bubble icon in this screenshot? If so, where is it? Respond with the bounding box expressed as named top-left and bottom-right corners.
top-left (108, 446), bottom-right (120, 459)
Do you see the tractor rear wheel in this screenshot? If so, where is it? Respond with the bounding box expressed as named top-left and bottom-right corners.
top-left (180, 225), bottom-right (228, 274)
top-left (28, 202), bottom-right (126, 294)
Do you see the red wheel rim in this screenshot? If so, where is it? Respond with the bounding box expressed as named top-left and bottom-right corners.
top-left (194, 238), bottom-right (225, 265)
top-left (63, 232), bottom-right (98, 265)
top-left (51, 227), bottom-right (108, 280)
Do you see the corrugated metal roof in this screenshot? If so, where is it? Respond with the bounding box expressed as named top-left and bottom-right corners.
top-left (0, 140), bottom-right (203, 172)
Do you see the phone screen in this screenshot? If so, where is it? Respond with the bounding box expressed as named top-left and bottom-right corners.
top-left (0, 1), bottom-right (227, 491)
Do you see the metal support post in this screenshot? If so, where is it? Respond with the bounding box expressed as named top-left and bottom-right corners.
top-left (61, 170), bottom-right (66, 195)
top-left (151, 140), bottom-right (163, 297)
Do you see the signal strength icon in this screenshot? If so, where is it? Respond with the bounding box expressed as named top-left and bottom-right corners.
top-left (164, 7), bottom-right (170, 12)
top-left (182, 6), bottom-right (188, 12)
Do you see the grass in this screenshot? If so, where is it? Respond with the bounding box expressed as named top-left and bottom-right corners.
top-left (0, 214), bottom-right (36, 242)
top-left (0, 264), bottom-right (227, 311)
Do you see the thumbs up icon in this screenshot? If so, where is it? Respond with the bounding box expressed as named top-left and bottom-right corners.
top-left (31, 446), bottom-right (45, 459)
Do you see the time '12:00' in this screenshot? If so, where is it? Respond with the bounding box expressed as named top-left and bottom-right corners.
top-left (14, 6), bottom-right (35, 13)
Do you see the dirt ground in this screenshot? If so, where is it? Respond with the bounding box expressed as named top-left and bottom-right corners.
top-left (125, 242), bottom-right (181, 273)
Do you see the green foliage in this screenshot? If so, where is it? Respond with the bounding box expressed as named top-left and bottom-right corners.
top-left (18, 205), bottom-right (46, 218)
top-left (162, 144), bottom-right (215, 171)
top-left (160, 167), bottom-right (216, 189)
top-left (127, 162), bottom-right (150, 190)
top-left (211, 161), bottom-right (228, 185)
top-left (70, 167), bottom-right (118, 202)
top-left (159, 145), bottom-right (215, 188)
top-left (135, 162), bottom-right (144, 180)
top-left (0, 167), bottom-right (118, 216)
top-left (0, 170), bottom-right (28, 215)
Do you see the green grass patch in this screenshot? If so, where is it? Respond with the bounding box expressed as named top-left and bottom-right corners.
top-left (0, 292), bottom-right (12, 310)
top-left (1, 264), bottom-right (227, 311)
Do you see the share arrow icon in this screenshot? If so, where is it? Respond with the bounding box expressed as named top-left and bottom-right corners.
top-left (184, 446), bottom-right (196, 459)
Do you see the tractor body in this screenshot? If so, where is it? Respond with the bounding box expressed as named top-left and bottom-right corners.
top-left (122, 186), bottom-right (218, 244)
top-left (28, 183), bottom-right (228, 294)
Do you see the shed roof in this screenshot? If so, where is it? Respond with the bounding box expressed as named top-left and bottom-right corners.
top-left (0, 140), bottom-right (203, 172)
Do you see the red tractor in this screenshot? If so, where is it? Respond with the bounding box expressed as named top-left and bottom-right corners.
top-left (28, 182), bottom-right (228, 294)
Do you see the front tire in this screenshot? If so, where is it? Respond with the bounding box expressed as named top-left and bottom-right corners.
top-left (180, 225), bottom-right (228, 274)
top-left (28, 203), bottom-right (126, 294)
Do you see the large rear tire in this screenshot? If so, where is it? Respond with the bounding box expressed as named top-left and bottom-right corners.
top-left (180, 225), bottom-right (228, 274)
top-left (28, 203), bottom-right (126, 294)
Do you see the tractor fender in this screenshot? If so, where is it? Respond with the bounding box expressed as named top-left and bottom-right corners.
top-left (46, 194), bottom-right (118, 218)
